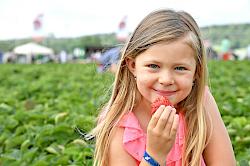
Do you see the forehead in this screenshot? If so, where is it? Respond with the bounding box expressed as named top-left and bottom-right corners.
top-left (136, 39), bottom-right (196, 65)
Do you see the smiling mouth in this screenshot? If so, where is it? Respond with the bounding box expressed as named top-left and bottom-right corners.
top-left (154, 89), bottom-right (177, 96)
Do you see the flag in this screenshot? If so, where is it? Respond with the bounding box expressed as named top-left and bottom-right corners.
top-left (32, 14), bottom-right (44, 42)
top-left (33, 14), bottom-right (43, 31)
top-left (119, 16), bottom-right (127, 30)
top-left (116, 16), bottom-right (129, 42)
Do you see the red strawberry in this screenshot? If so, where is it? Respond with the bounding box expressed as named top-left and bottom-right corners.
top-left (151, 96), bottom-right (173, 115)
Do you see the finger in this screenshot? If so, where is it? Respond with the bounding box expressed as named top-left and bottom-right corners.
top-left (148, 105), bottom-right (165, 129)
top-left (170, 114), bottom-right (179, 137)
top-left (154, 106), bottom-right (172, 130)
top-left (163, 107), bottom-right (176, 133)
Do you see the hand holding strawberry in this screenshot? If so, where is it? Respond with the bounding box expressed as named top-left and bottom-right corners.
top-left (145, 96), bottom-right (179, 165)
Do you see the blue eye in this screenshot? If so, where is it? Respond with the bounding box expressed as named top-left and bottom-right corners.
top-left (148, 64), bottom-right (159, 69)
top-left (175, 66), bottom-right (186, 71)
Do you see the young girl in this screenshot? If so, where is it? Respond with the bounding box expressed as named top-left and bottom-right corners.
top-left (92, 9), bottom-right (236, 166)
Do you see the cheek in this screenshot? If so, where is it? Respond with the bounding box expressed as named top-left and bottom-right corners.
top-left (136, 74), bottom-right (154, 96)
top-left (178, 75), bottom-right (194, 93)
top-left (136, 69), bottom-right (152, 84)
top-left (136, 75), bottom-right (150, 90)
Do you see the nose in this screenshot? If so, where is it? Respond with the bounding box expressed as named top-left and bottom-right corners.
top-left (158, 71), bottom-right (174, 85)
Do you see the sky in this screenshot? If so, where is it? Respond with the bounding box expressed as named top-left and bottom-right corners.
top-left (0, 0), bottom-right (250, 40)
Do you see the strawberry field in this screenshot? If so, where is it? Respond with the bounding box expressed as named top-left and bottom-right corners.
top-left (0, 61), bottom-right (250, 165)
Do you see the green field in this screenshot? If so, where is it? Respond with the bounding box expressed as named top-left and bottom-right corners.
top-left (0, 61), bottom-right (250, 165)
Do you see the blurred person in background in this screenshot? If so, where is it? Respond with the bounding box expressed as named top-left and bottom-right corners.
top-left (220, 36), bottom-right (232, 60)
top-left (96, 46), bottom-right (122, 73)
top-left (204, 39), bottom-right (218, 60)
top-left (0, 50), bottom-right (3, 63)
top-left (59, 50), bottom-right (67, 63)
top-left (95, 16), bottom-right (129, 74)
top-left (246, 44), bottom-right (250, 60)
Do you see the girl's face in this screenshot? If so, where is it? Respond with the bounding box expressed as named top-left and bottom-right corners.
top-left (127, 39), bottom-right (196, 109)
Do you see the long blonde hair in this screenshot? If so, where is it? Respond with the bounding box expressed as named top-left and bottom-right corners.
top-left (92, 9), bottom-right (208, 166)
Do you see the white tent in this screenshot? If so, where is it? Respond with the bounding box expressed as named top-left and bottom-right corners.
top-left (13, 42), bottom-right (54, 63)
top-left (13, 42), bottom-right (53, 55)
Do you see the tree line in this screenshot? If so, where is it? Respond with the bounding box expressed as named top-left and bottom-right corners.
top-left (0, 23), bottom-right (250, 54)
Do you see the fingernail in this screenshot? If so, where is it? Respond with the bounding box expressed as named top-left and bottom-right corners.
top-left (165, 105), bottom-right (172, 109)
top-left (160, 105), bottom-right (165, 108)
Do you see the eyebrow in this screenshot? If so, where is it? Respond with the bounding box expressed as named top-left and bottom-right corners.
top-left (143, 60), bottom-right (161, 64)
top-left (143, 60), bottom-right (195, 67)
top-left (173, 61), bottom-right (195, 67)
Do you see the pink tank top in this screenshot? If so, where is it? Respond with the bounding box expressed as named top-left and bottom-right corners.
top-left (118, 111), bottom-right (206, 166)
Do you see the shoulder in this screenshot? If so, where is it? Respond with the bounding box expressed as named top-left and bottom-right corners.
top-left (203, 87), bottom-right (236, 165)
top-left (203, 87), bottom-right (221, 118)
top-left (109, 127), bottom-right (138, 166)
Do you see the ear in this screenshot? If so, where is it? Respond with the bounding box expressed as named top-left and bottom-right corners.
top-left (193, 69), bottom-right (198, 81)
top-left (193, 76), bottom-right (197, 85)
top-left (125, 57), bottom-right (136, 76)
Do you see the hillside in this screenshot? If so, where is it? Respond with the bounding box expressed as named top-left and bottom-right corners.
top-left (0, 23), bottom-right (250, 53)
top-left (201, 23), bottom-right (250, 49)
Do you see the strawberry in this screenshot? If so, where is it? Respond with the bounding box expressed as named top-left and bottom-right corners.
top-left (151, 96), bottom-right (173, 115)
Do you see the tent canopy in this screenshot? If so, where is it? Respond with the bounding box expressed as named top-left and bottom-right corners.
top-left (13, 42), bottom-right (54, 55)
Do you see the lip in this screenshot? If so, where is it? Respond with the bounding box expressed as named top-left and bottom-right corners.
top-left (154, 89), bottom-right (177, 96)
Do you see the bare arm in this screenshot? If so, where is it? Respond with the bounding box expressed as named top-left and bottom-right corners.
top-left (203, 89), bottom-right (236, 166)
top-left (109, 127), bottom-right (153, 166)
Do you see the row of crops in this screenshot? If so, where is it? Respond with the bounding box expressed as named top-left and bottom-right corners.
top-left (0, 61), bottom-right (250, 165)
